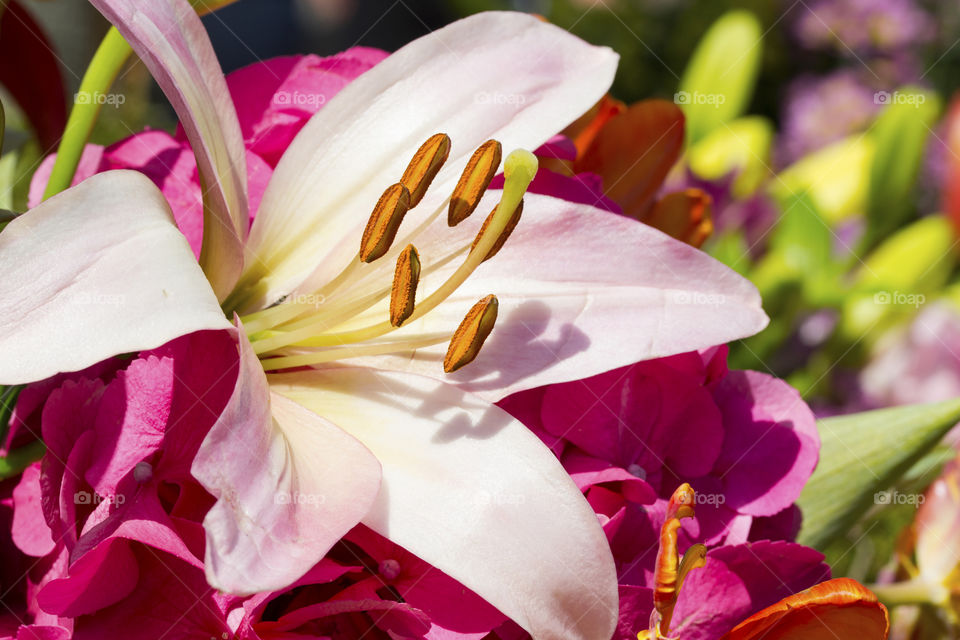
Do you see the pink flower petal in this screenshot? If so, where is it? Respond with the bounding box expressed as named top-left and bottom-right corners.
top-left (192, 324), bottom-right (382, 594)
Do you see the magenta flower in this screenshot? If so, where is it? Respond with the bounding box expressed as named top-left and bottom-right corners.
top-left (500, 346), bottom-right (819, 548)
top-left (0, 2), bottom-right (769, 635)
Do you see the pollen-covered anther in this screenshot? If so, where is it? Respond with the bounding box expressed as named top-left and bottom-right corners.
top-left (400, 133), bottom-right (451, 208)
top-left (448, 139), bottom-right (502, 226)
top-left (390, 244), bottom-right (420, 327)
top-left (471, 199), bottom-right (523, 262)
top-left (360, 183), bottom-right (411, 263)
top-left (443, 294), bottom-right (498, 373)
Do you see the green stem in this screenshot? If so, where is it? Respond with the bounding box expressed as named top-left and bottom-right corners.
top-left (868, 578), bottom-right (947, 608)
top-left (42, 27), bottom-right (132, 200)
top-left (0, 440), bottom-right (45, 480)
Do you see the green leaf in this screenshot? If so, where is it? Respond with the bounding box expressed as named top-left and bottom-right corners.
top-left (772, 135), bottom-right (874, 225)
top-left (42, 27), bottom-right (132, 200)
top-left (768, 192), bottom-right (833, 273)
top-left (0, 384), bottom-right (22, 448)
top-left (0, 439), bottom-right (44, 481)
top-left (863, 87), bottom-right (941, 249)
top-left (855, 215), bottom-right (954, 293)
top-left (837, 216), bottom-right (955, 344)
top-left (797, 399), bottom-right (960, 550)
top-left (687, 116), bottom-right (773, 198)
top-left (677, 10), bottom-right (762, 144)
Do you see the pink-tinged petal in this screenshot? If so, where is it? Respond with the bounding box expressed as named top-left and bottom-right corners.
top-left (563, 450), bottom-right (657, 504)
top-left (71, 544), bottom-right (231, 640)
top-left (27, 145), bottom-right (105, 208)
top-left (85, 356), bottom-right (174, 497)
top-left (616, 585), bottom-right (654, 640)
top-left (714, 371), bottom-right (820, 516)
top-left (36, 537), bottom-right (138, 617)
top-left (39, 379), bottom-right (107, 544)
top-left (11, 627), bottom-right (71, 640)
top-left (192, 324), bottom-right (381, 594)
top-left (90, 0), bottom-right (248, 299)
top-left (669, 540), bottom-right (829, 640)
top-left (272, 367), bottom-right (619, 640)
top-left (337, 194), bottom-right (768, 401)
top-left (238, 11), bottom-right (619, 310)
top-left (103, 130), bottom-right (205, 256)
top-left (0, 171), bottom-right (230, 385)
top-left (75, 487), bottom-right (203, 573)
top-left (224, 48), bottom-right (388, 166)
top-left (11, 464), bottom-right (54, 557)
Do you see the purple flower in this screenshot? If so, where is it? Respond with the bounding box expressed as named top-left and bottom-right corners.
top-left (778, 71), bottom-right (881, 164)
top-left (793, 0), bottom-right (934, 56)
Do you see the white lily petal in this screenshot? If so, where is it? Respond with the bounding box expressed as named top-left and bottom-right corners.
top-left (193, 324), bottom-right (381, 594)
top-left (0, 170), bottom-right (229, 385)
top-left (271, 366), bottom-right (619, 640)
top-left (235, 11), bottom-right (618, 311)
top-left (91, 0), bottom-right (248, 300)
top-left (314, 193), bottom-right (768, 401)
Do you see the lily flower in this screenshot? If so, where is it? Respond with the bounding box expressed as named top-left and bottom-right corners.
top-left (0, 1), bottom-right (767, 637)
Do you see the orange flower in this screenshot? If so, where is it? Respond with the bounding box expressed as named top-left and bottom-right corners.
top-left (564, 97), bottom-right (714, 247)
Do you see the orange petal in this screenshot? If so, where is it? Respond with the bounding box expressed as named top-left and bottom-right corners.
top-left (573, 99), bottom-right (685, 218)
top-left (642, 188), bottom-right (714, 248)
top-left (564, 94), bottom-right (626, 158)
top-left (941, 96), bottom-right (960, 238)
top-left (721, 578), bottom-right (890, 640)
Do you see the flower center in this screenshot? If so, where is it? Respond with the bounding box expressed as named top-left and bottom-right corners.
top-left (239, 135), bottom-right (537, 375)
top-left (638, 483), bottom-right (707, 640)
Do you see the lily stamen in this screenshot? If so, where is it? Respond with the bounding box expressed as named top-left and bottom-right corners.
top-left (401, 133), bottom-right (451, 207)
top-left (390, 244), bottom-right (420, 327)
top-left (448, 139), bottom-right (502, 226)
top-left (247, 144), bottom-right (536, 375)
top-left (360, 183), bottom-right (412, 263)
top-left (444, 294), bottom-right (499, 372)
